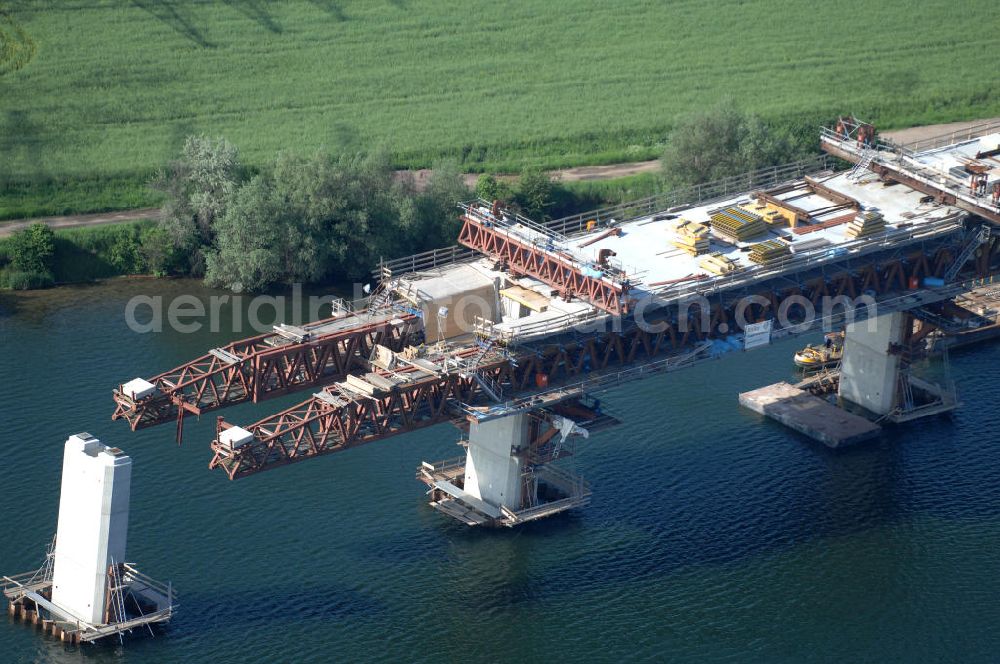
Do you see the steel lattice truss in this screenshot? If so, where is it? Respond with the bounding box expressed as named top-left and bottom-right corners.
top-left (204, 234), bottom-right (1000, 480)
top-left (457, 214), bottom-right (630, 315)
top-left (112, 311), bottom-right (420, 431)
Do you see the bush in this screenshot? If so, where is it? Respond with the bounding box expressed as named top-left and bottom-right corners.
top-left (475, 174), bottom-right (514, 203)
top-left (661, 99), bottom-right (813, 187)
top-left (107, 224), bottom-right (146, 274)
top-left (8, 222), bottom-right (55, 274)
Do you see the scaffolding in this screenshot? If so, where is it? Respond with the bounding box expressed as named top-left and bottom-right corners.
top-left (4, 540), bottom-right (175, 644)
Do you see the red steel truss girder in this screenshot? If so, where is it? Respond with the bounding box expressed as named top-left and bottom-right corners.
top-left (210, 360), bottom-right (506, 479)
top-left (206, 249), bottom-right (988, 479)
top-left (208, 320), bottom-right (694, 479)
top-left (457, 216), bottom-right (628, 315)
top-left (112, 313), bottom-right (419, 430)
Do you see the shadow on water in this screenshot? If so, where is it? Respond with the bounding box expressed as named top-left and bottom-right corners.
top-left (0, 290), bottom-right (22, 318)
top-left (223, 0), bottom-right (282, 34)
top-left (177, 583), bottom-right (383, 636)
top-left (130, 0), bottom-right (213, 48)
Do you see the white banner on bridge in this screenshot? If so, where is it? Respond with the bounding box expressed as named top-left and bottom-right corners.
top-left (744, 319), bottom-right (774, 350)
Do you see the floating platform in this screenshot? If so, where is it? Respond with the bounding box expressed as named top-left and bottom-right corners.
top-left (4, 561), bottom-right (175, 644)
top-left (417, 457), bottom-right (591, 527)
top-left (739, 382), bottom-right (881, 448)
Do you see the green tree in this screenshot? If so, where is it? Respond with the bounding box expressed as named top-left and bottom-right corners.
top-left (204, 175), bottom-right (283, 292)
top-left (415, 161), bottom-right (472, 250)
top-left (475, 173), bottom-right (514, 203)
top-left (151, 135), bottom-right (242, 275)
top-left (140, 223), bottom-right (185, 277)
top-left (107, 225), bottom-right (146, 274)
top-left (661, 99), bottom-right (810, 188)
top-left (9, 222), bottom-right (54, 273)
top-left (515, 167), bottom-right (554, 220)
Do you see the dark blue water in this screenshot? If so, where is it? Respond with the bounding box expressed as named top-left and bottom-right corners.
top-left (2, 280), bottom-right (999, 663)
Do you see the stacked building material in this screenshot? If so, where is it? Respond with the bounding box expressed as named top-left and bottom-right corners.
top-left (763, 209), bottom-right (790, 228)
top-left (698, 252), bottom-right (739, 276)
top-left (710, 206), bottom-right (768, 242)
top-left (845, 210), bottom-right (886, 239)
top-left (671, 220), bottom-right (711, 256)
top-left (748, 240), bottom-right (791, 264)
top-left (741, 201), bottom-right (791, 229)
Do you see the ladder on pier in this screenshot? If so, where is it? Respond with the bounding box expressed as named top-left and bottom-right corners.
top-left (848, 148), bottom-right (877, 181)
top-left (367, 279), bottom-right (398, 318)
top-left (469, 337), bottom-right (495, 369)
top-left (472, 372), bottom-right (503, 403)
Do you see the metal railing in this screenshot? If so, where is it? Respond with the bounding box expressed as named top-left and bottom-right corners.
top-left (374, 155), bottom-right (836, 278)
top-left (462, 198), bottom-right (570, 243)
top-left (457, 199), bottom-right (633, 290)
top-left (823, 125), bottom-right (1000, 212)
top-left (373, 245), bottom-right (477, 279)
top-left (649, 214), bottom-right (966, 304)
top-left (543, 154), bottom-right (835, 236)
top-left (892, 119), bottom-right (1000, 155)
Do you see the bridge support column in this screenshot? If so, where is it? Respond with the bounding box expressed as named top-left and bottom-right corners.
top-left (838, 311), bottom-right (905, 416)
top-left (463, 413), bottom-right (528, 512)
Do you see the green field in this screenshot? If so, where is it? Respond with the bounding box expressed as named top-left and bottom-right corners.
top-left (2, 0), bottom-right (999, 219)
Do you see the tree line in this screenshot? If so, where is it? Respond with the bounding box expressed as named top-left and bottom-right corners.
top-left (0, 100), bottom-right (814, 291)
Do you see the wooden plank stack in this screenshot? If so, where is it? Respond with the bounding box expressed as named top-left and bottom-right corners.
top-left (748, 240), bottom-right (791, 264)
top-left (698, 252), bottom-right (739, 275)
top-left (710, 206), bottom-right (768, 242)
top-left (671, 220), bottom-right (711, 256)
top-left (763, 209), bottom-right (790, 228)
top-left (845, 210), bottom-right (886, 239)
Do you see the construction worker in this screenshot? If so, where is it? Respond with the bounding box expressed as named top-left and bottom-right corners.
top-left (993, 182), bottom-right (1000, 207)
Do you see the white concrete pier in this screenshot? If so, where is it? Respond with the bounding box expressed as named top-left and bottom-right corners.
top-left (52, 433), bottom-right (132, 625)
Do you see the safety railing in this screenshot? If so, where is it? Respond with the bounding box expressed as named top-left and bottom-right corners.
top-left (374, 155), bottom-right (836, 278)
top-left (543, 154), bottom-right (835, 236)
top-left (373, 245), bottom-right (477, 279)
top-left (894, 119), bottom-right (1000, 155)
top-left (649, 214), bottom-right (967, 304)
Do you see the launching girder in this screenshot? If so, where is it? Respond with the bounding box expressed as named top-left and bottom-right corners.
top-left (457, 202), bottom-right (630, 315)
top-left (112, 310), bottom-right (420, 432)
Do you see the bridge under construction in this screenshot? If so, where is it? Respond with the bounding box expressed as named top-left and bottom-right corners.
top-left (112, 118), bottom-right (1000, 528)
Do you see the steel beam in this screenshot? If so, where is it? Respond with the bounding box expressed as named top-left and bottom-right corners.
top-left (112, 312), bottom-right (420, 432)
top-left (456, 214), bottom-right (629, 315)
top-left (207, 238), bottom-right (992, 480)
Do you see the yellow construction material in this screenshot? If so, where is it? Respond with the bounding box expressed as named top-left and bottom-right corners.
top-left (710, 206), bottom-right (768, 242)
top-left (698, 252), bottom-right (739, 275)
top-left (671, 220), bottom-right (710, 256)
top-left (748, 240), bottom-right (791, 264)
top-left (499, 285), bottom-right (549, 312)
top-left (845, 210), bottom-right (886, 239)
top-left (746, 199), bottom-right (794, 228)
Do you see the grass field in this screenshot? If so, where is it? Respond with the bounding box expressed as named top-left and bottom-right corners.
top-left (2, 0), bottom-right (999, 219)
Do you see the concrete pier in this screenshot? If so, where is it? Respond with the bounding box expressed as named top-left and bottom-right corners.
top-left (839, 311), bottom-right (905, 416)
top-left (2, 433), bottom-right (175, 646)
top-left (52, 433), bottom-right (131, 625)
top-left (739, 382), bottom-right (881, 448)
